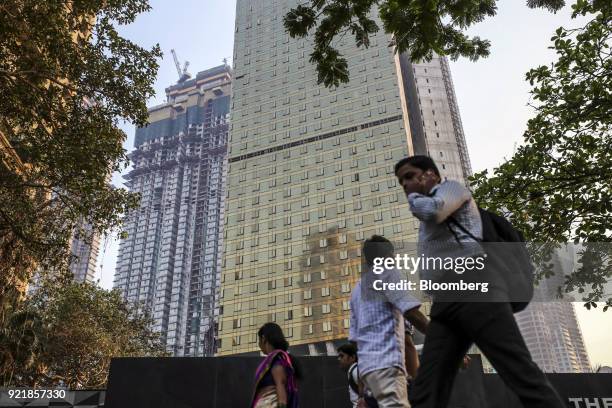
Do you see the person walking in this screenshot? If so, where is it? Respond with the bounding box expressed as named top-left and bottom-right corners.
top-left (395, 155), bottom-right (563, 408)
top-left (338, 343), bottom-right (379, 408)
top-left (350, 235), bottom-right (429, 408)
top-left (251, 323), bottom-right (301, 408)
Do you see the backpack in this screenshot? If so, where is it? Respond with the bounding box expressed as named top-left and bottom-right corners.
top-left (348, 365), bottom-right (379, 408)
top-left (447, 207), bottom-right (534, 313)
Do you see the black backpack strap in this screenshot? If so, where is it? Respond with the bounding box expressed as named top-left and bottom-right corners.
top-left (447, 215), bottom-right (482, 243)
top-left (348, 364), bottom-right (359, 395)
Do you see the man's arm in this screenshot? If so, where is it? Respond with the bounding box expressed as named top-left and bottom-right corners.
top-left (408, 180), bottom-right (472, 224)
top-left (403, 307), bottom-right (429, 335)
top-left (404, 334), bottom-right (419, 379)
top-left (382, 268), bottom-right (423, 328)
top-left (349, 295), bottom-right (357, 342)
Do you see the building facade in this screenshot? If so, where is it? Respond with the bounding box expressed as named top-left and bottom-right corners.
top-left (114, 65), bottom-right (231, 356)
top-left (217, 0), bottom-right (472, 355)
top-left (398, 55), bottom-right (472, 186)
top-left (68, 220), bottom-right (101, 283)
top-left (517, 302), bottom-right (591, 373)
top-left (516, 248), bottom-right (592, 373)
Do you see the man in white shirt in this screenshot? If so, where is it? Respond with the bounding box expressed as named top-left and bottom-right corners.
top-left (395, 155), bottom-right (563, 408)
top-left (337, 343), bottom-right (360, 407)
top-left (350, 235), bottom-right (429, 407)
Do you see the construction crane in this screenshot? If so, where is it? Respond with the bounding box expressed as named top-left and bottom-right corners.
top-left (171, 49), bottom-right (191, 83)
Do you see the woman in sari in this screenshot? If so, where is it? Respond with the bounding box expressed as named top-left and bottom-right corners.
top-left (251, 323), bottom-right (301, 408)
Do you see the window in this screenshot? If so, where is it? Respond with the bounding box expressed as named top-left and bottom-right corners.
top-left (304, 306), bottom-right (313, 317)
top-left (323, 321), bottom-right (332, 332)
top-left (304, 289), bottom-right (312, 300)
top-left (321, 287), bottom-right (330, 297)
top-left (322, 304), bottom-right (331, 314)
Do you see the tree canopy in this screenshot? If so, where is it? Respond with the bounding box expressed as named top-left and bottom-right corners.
top-left (0, 279), bottom-right (169, 388)
top-left (0, 0), bottom-right (161, 317)
top-left (284, 0), bottom-right (571, 87)
top-left (471, 0), bottom-right (611, 309)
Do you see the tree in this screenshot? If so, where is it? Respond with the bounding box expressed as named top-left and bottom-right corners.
top-left (0, 0), bottom-right (160, 319)
top-left (284, 0), bottom-right (568, 87)
top-left (0, 279), bottom-right (169, 388)
top-left (470, 0), bottom-right (611, 309)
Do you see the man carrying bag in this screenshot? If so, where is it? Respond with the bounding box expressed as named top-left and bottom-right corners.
top-left (395, 155), bottom-right (563, 408)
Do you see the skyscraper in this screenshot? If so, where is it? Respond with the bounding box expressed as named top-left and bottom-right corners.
top-left (516, 248), bottom-right (592, 373)
top-left (68, 220), bottom-right (101, 283)
top-left (114, 65), bottom-right (231, 356)
top-left (217, 0), bottom-right (472, 356)
top-left (398, 55), bottom-right (472, 186)
top-left (516, 302), bottom-right (591, 373)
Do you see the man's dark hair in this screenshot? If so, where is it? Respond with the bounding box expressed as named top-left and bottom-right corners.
top-left (394, 155), bottom-right (441, 178)
top-left (363, 235), bottom-right (394, 266)
top-left (337, 343), bottom-right (358, 359)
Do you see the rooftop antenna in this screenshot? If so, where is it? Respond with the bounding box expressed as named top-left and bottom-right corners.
top-left (171, 49), bottom-right (191, 83)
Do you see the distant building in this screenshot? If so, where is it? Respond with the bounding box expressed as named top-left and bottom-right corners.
top-left (516, 248), bottom-right (591, 373)
top-left (114, 65), bottom-right (232, 356)
top-left (68, 220), bottom-right (101, 283)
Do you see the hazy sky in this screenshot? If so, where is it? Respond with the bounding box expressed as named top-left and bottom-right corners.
top-left (95, 0), bottom-right (612, 367)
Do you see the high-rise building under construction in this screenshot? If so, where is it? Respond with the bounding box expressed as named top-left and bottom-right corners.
top-left (217, 0), bottom-right (472, 355)
top-left (114, 65), bottom-right (232, 356)
top-left (516, 248), bottom-right (591, 373)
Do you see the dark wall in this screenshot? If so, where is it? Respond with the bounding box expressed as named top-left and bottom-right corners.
top-left (105, 356), bottom-right (350, 408)
top-left (104, 356), bottom-right (612, 408)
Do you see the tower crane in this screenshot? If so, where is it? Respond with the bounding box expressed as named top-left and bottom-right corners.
top-left (171, 49), bottom-right (191, 83)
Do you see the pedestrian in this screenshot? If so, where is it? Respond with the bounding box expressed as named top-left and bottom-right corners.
top-left (395, 155), bottom-right (563, 408)
top-left (350, 235), bottom-right (429, 408)
top-left (251, 323), bottom-right (301, 408)
top-left (337, 343), bottom-right (379, 408)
